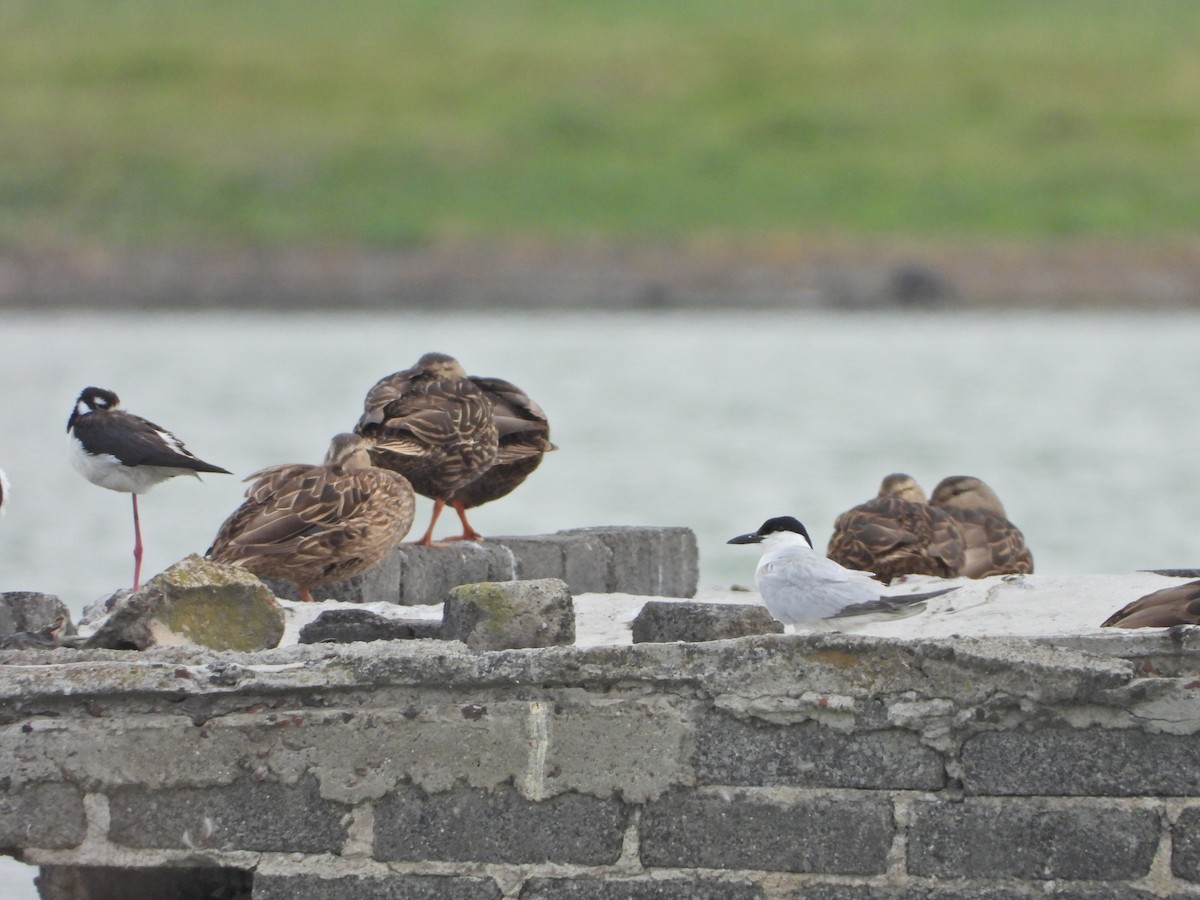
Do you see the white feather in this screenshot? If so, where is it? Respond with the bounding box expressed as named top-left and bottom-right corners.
top-left (67, 433), bottom-right (195, 494)
top-left (753, 530), bottom-right (882, 624)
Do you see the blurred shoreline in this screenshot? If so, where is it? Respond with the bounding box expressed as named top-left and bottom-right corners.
top-left (3, 238), bottom-right (1199, 312)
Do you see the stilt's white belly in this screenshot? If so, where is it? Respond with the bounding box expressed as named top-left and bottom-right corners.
top-left (68, 435), bottom-right (190, 494)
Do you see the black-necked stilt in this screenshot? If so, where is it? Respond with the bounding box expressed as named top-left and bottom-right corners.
top-left (207, 433), bottom-right (415, 603)
top-left (354, 352), bottom-right (498, 546)
top-left (67, 386), bottom-right (231, 590)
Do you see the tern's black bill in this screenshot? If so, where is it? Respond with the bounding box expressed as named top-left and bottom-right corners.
top-left (727, 532), bottom-right (763, 545)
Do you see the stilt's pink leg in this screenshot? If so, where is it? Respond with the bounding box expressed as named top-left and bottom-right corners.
top-left (131, 494), bottom-right (144, 591)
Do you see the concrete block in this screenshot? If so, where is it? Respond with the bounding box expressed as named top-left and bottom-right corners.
top-left (561, 531), bottom-right (614, 594)
top-left (107, 775), bottom-right (348, 853)
top-left (374, 785), bottom-right (628, 865)
top-left (36, 865), bottom-right (251, 900)
top-left (519, 878), bottom-right (765, 899)
top-left (298, 608), bottom-right (441, 644)
top-left (962, 728), bottom-right (1200, 796)
top-left (254, 874), bottom-right (502, 900)
top-left (495, 536), bottom-right (569, 582)
top-left (907, 798), bottom-right (1160, 880)
top-left (696, 715), bottom-right (945, 790)
top-left (1172, 805), bottom-right (1200, 881)
top-left (0, 592), bottom-right (75, 645)
top-left (564, 526), bottom-right (698, 597)
top-left (397, 542), bottom-right (515, 605)
top-left (632, 601), bottom-right (782, 643)
top-left (265, 527), bottom-right (698, 606)
top-left (640, 789), bottom-right (893, 874)
top-left (442, 578), bottom-right (574, 650)
top-left (85, 555), bottom-right (284, 652)
top-left (539, 695), bottom-right (692, 804)
top-left (0, 782), bottom-right (85, 849)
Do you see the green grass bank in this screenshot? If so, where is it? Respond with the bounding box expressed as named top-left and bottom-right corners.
top-left (2, 0), bottom-right (1199, 252)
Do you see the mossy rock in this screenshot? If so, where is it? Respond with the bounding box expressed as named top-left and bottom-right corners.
top-left (442, 578), bottom-right (574, 651)
top-left (86, 554), bottom-right (285, 652)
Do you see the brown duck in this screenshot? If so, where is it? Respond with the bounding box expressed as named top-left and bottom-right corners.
top-left (929, 475), bottom-right (1034, 579)
top-left (1101, 580), bottom-right (1200, 628)
top-left (827, 473), bottom-right (966, 584)
top-left (354, 352), bottom-right (500, 545)
top-left (208, 433), bottom-right (415, 602)
top-left (828, 473), bottom-right (1033, 582)
top-left (443, 376), bottom-right (555, 540)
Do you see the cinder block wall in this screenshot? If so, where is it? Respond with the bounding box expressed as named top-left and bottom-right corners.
top-left (5, 630), bottom-right (1200, 898)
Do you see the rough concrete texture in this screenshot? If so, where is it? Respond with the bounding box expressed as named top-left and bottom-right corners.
top-left (267, 526), bottom-right (698, 604)
top-left (640, 789), bottom-right (894, 875)
top-left (632, 599), bottom-right (782, 643)
top-left (2, 630), bottom-right (1200, 896)
top-left (107, 775), bottom-right (348, 853)
top-left (519, 878), bottom-right (765, 899)
top-left (255, 874), bottom-right (501, 900)
top-left (0, 593), bottom-right (75, 642)
top-left (83, 555), bottom-right (285, 651)
top-left (442, 578), bottom-right (575, 650)
top-left (37, 865), bottom-right (252, 900)
top-left (375, 784), bottom-right (628, 864)
top-left (906, 798), bottom-right (1161, 880)
top-left (298, 608), bottom-right (441, 644)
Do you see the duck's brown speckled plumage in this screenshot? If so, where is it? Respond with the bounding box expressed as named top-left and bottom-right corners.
top-left (207, 433), bottom-right (415, 602)
top-left (929, 475), bottom-right (1034, 579)
top-left (828, 473), bottom-right (1033, 583)
top-left (1101, 580), bottom-right (1200, 628)
top-left (827, 474), bottom-right (965, 584)
top-left (443, 376), bottom-right (555, 538)
top-left (354, 352), bottom-right (498, 544)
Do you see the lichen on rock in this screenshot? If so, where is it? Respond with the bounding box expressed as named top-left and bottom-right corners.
top-left (442, 578), bottom-right (575, 651)
top-left (85, 554), bottom-right (285, 652)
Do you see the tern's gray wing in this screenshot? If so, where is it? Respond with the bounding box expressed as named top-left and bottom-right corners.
top-left (757, 547), bottom-right (882, 623)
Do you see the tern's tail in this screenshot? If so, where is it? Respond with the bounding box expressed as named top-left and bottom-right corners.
top-left (833, 585), bottom-right (959, 620)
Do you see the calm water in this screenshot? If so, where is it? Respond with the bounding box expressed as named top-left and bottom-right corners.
top-left (2, 308), bottom-right (1200, 611)
top-left (2, 308), bottom-right (1200, 893)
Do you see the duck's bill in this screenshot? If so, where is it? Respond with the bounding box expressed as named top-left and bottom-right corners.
top-left (727, 532), bottom-right (764, 545)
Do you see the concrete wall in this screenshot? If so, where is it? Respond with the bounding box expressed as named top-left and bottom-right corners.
top-left (268, 526), bottom-right (700, 605)
top-left (4, 629), bottom-right (1200, 898)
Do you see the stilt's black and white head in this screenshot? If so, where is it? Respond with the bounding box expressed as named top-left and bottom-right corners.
top-left (68, 386), bottom-right (120, 431)
top-left (727, 516), bottom-right (814, 549)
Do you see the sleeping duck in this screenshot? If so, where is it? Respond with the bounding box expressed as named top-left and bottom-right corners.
top-left (442, 376), bottom-right (555, 541)
top-left (827, 473), bottom-right (1033, 582)
top-left (208, 433), bottom-right (415, 602)
top-left (826, 473), bottom-right (965, 584)
top-left (929, 475), bottom-right (1034, 579)
top-left (354, 352), bottom-right (499, 546)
